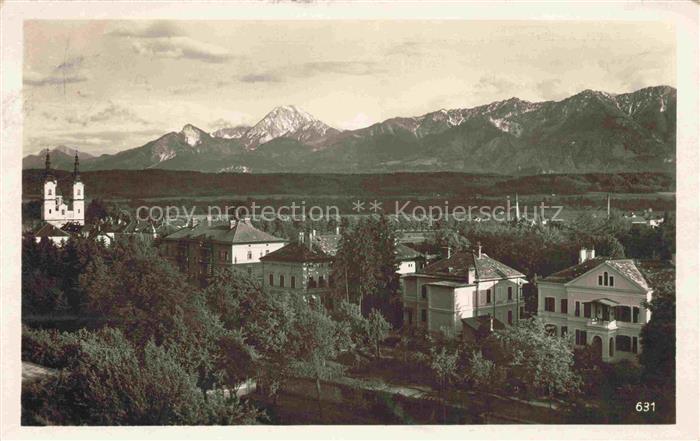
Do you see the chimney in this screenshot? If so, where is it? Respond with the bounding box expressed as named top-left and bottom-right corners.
top-left (242, 216), bottom-right (251, 224)
top-left (587, 248), bottom-right (596, 260)
top-left (579, 248), bottom-right (590, 264)
top-left (489, 316), bottom-right (494, 332)
top-left (229, 219), bottom-right (237, 230)
top-left (477, 242), bottom-right (482, 259)
top-left (447, 246), bottom-right (452, 258)
top-left (298, 231), bottom-right (305, 244)
top-left (335, 225), bottom-right (340, 235)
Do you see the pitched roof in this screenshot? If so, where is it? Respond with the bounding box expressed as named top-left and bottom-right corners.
top-left (420, 251), bottom-right (525, 281)
top-left (163, 219), bottom-right (286, 245)
top-left (396, 243), bottom-right (423, 261)
top-left (462, 316), bottom-right (506, 332)
top-left (260, 242), bottom-right (332, 263)
top-left (542, 258), bottom-right (650, 290)
top-left (34, 223), bottom-right (70, 238)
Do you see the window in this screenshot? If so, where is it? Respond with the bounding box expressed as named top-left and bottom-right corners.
top-left (265, 250), bottom-right (269, 255)
top-left (508, 286), bottom-right (513, 300)
top-left (609, 338), bottom-right (615, 357)
top-left (560, 299), bottom-right (568, 314)
top-left (603, 272), bottom-right (609, 286)
top-left (616, 335), bottom-right (632, 352)
top-left (61, 210), bottom-right (65, 215)
top-left (77, 209), bottom-right (80, 213)
top-left (49, 209), bottom-right (52, 214)
top-left (48, 189), bottom-right (52, 195)
top-left (609, 276), bottom-right (614, 287)
top-left (616, 306), bottom-right (632, 322)
top-left (633, 307), bottom-right (640, 323)
top-left (308, 277), bottom-right (317, 288)
top-left (632, 337), bottom-right (638, 354)
top-left (544, 297), bottom-right (555, 312)
top-left (77, 189), bottom-right (81, 196)
top-left (598, 275), bottom-right (603, 285)
top-left (269, 273), bottom-right (274, 286)
top-left (247, 267), bottom-right (252, 276)
top-left (583, 302), bottom-right (592, 318)
top-left (486, 289), bottom-right (492, 304)
top-left (291, 276), bottom-right (296, 289)
top-left (279, 274), bottom-right (284, 288)
top-left (575, 329), bottom-right (588, 346)
top-left (519, 306), bottom-right (525, 319)
top-left (421, 285), bottom-right (427, 299)
top-left (247, 250), bottom-right (252, 260)
top-left (421, 309), bottom-right (427, 322)
top-left (561, 326), bottom-right (568, 338)
top-left (507, 310), bottom-right (513, 325)
top-left (575, 301), bottom-right (581, 317)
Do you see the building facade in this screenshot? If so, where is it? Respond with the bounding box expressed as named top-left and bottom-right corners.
top-left (42, 151), bottom-right (85, 227)
top-left (160, 217), bottom-right (287, 283)
top-left (537, 249), bottom-right (653, 363)
top-left (401, 248), bottom-right (527, 335)
top-left (260, 232), bottom-right (334, 306)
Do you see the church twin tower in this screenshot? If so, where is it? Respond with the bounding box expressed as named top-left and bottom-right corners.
top-left (41, 151), bottom-right (85, 226)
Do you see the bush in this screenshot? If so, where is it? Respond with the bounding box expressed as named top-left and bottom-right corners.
top-left (22, 326), bottom-right (84, 369)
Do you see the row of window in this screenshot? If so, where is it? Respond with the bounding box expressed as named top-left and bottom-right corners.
top-left (46, 189), bottom-right (81, 196)
top-left (544, 297), bottom-right (641, 323)
top-left (413, 309), bottom-right (517, 326)
top-left (47, 208), bottom-right (80, 215)
top-left (268, 273), bottom-right (330, 289)
top-left (552, 326), bottom-right (639, 354)
top-left (598, 271), bottom-right (615, 287)
top-left (420, 285), bottom-right (515, 303)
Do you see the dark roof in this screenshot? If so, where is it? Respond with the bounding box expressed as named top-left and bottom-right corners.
top-left (543, 258), bottom-right (650, 290)
top-left (314, 234), bottom-right (341, 256)
top-left (34, 223), bottom-right (70, 238)
top-left (260, 242), bottom-right (332, 263)
top-left (420, 251), bottom-right (525, 281)
top-left (163, 220), bottom-right (286, 245)
top-left (461, 316), bottom-right (506, 332)
top-left (396, 243), bottom-right (423, 261)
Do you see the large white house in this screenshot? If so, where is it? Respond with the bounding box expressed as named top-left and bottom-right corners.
top-left (42, 151), bottom-right (85, 227)
top-left (537, 249), bottom-right (653, 363)
top-left (401, 247), bottom-right (527, 335)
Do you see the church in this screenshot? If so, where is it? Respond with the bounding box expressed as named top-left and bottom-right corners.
top-left (41, 151), bottom-right (85, 227)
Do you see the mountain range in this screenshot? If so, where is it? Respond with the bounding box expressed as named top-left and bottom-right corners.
top-left (23, 86), bottom-right (676, 175)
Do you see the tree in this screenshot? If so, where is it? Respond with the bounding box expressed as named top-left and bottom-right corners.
top-left (22, 327), bottom-right (259, 425)
top-left (366, 309), bottom-right (391, 360)
top-left (289, 303), bottom-right (347, 420)
top-left (495, 318), bottom-right (580, 398)
top-left (466, 351), bottom-right (506, 415)
top-left (430, 347), bottom-right (459, 423)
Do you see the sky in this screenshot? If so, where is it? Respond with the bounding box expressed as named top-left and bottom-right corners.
top-left (23, 20), bottom-right (676, 155)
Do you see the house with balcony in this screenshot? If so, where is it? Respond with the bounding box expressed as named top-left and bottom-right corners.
top-left (260, 231), bottom-right (334, 307)
top-left (401, 246), bottom-right (527, 335)
top-left (537, 248), bottom-right (653, 363)
top-left (160, 217), bottom-right (287, 284)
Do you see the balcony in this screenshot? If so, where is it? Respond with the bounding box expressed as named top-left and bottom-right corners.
top-left (586, 318), bottom-right (617, 330)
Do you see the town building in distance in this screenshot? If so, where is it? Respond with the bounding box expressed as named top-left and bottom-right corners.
top-left (160, 217), bottom-right (287, 283)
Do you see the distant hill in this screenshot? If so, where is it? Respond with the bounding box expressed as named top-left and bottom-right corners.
top-left (24, 86), bottom-right (676, 174)
top-left (23, 146), bottom-right (95, 170)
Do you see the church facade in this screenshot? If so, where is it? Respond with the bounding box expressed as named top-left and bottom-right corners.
top-left (42, 151), bottom-right (85, 227)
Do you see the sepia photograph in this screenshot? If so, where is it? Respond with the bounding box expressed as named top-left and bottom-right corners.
top-left (1, 1), bottom-right (698, 439)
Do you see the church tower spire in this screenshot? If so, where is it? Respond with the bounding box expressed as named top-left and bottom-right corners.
top-left (73, 150), bottom-right (81, 182)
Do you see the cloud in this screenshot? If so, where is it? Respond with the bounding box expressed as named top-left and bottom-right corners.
top-left (340, 112), bottom-right (376, 130)
top-left (239, 73), bottom-right (282, 83)
top-left (299, 61), bottom-right (385, 76)
top-left (238, 60), bottom-right (386, 84)
top-left (108, 22), bottom-right (186, 39)
top-left (24, 70), bottom-right (89, 87)
top-left (55, 55), bottom-right (85, 73)
top-left (110, 22), bottom-right (234, 63)
top-left (535, 79), bottom-right (564, 100)
top-left (130, 36), bottom-right (233, 63)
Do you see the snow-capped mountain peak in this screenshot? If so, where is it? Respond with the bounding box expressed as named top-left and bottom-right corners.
top-left (180, 124), bottom-right (205, 147)
top-left (242, 105), bottom-right (337, 149)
